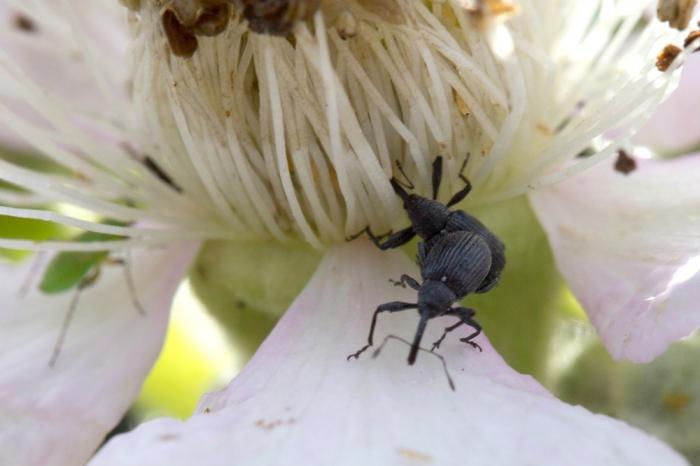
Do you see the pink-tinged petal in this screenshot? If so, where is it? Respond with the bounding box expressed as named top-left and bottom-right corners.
top-left (90, 241), bottom-right (685, 466)
top-left (0, 2), bottom-right (130, 149)
top-left (635, 54), bottom-right (700, 154)
top-left (0, 241), bottom-right (199, 466)
top-left (530, 155), bottom-right (700, 362)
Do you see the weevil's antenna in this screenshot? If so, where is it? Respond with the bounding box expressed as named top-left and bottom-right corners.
top-left (372, 334), bottom-right (456, 391)
top-left (393, 159), bottom-right (415, 190)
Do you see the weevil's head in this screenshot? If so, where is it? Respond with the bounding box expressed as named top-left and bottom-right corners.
top-left (418, 280), bottom-right (456, 317)
top-left (390, 179), bottom-right (449, 239)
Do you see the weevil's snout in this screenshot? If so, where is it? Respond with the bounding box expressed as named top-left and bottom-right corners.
top-left (390, 178), bottom-right (411, 201)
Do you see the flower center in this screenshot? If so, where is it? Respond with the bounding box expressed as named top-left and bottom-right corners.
top-left (121, 1), bottom-right (690, 247)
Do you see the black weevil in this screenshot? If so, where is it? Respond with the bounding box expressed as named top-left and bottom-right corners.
top-left (348, 156), bottom-right (505, 364)
top-left (348, 230), bottom-right (491, 365)
top-left (354, 156), bottom-right (505, 293)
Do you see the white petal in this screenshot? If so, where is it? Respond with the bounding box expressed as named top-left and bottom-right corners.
top-left (635, 54), bottom-right (700, 154)
top-left (0, 241), bottom-right (199, 466)
top-left (90, 241), bottom-right (685, 466)
top-left (0, 2), bottom-right (130, 149)
top-left (530, 155), bottom-right (700, 362)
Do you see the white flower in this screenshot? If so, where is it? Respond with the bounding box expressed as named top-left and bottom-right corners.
top-left (0, 0), bottom-right (699, 464)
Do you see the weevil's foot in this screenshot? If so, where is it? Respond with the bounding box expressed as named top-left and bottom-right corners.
top-left (345, 229), bottom-right (366, 242)
top-left (430, 339), bottom-right (444, 352)
top-left (460, 337), bottom-right (482, 352)
top-left (346, 344), bottom-right (371, 361)
top-left (389, 278), bottom-right (406, 288)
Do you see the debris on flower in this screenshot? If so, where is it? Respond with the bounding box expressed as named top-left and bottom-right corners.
top-left (657, 0), bottom-right (697, 30)
top-left (241, 0), bottom-right (320, 36)
top-left (685, 30), bottom-right (700, 50)
top-left (13, 14), bottom-right (36, 33)
top-left (614, 150), bottom-right (637, 175)
top-left (656, 44), bottom-right (682, 71)
top-left (463, 0), bottom-right (519, 29)
top-left (160, 2), bottom-right (232, 57)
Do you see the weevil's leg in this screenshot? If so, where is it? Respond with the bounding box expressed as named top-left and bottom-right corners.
top-left (389, 274), bottom-right (421, 290)
top-left (48, 267), bottom-right (101, 368)
top-left (431, 156), bottom-right (443, 199)
top-left (347, 301), bottom-right (417, 361)
top-left (372, 334), bottom-right (455, 391)
top-left (349, 226), bottom-right (416, 250)
top-left (394, 159), bottom-right (415, 190)
top-left (374, 226), bottom-right (416, 250)
top-left (446, 155), bottom-right (473, 207)
top-left (430, 320), bottom-right (463, 352)
top-left (430, 307), bottom-right (482, 352)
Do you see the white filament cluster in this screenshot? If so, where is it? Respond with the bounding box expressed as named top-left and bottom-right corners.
top-left (0, 0), bottom-right (694, 251)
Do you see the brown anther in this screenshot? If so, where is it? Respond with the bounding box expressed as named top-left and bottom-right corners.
top-left (655, 44), bottom-right (682, 71)
top-left (14, 14), bottom-right (36, 32)
top-left (684, 30), bottom-right (700, 49)
top-left (242, 0), bottom-right (320, 36)
top-left (657, 0), bottom-right (697, 30)
top-left (162, 9), bottom-right (199, 58)
top-left (614, 149), bottom-right (637, 175)
top-left (466, 0), bottom-right (519, 30)
top-left (190, 3), bottom-right (232, 36)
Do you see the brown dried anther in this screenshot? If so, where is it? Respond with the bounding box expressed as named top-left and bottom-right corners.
top-left (13, 14), bottom-right (36, 33)
top-left (162, 1), bottom-right (233, 58)
top-left (240, 0), bottom-right (320, 36)
top-left (614, 150), bottom-right (637, 175)
top-left (163, 9), bottom-right (199, 58)
top-left (656, 44), bottom-right (682, 71)
top-left (465, 0), bottom-right (519, 30)
top-left (684, 30), bottom-right (700, 49)
top-left (657, 0), bottom-right (697, 30)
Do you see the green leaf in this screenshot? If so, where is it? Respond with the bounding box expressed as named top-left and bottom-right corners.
top-left (460, 195), bottom-right (565, 379)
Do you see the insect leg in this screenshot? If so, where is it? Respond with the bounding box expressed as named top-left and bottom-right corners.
top-left (346, 301), bottom-right (416, 361)
top-left (430, 307), bottom-right (482, 352)
top-left (446, 155), bottom-right (473, 207)
top-left (109, 252), bottom-right (147, 315)
top-left (432, 156), bottom-right (443, 200)
top-left (48, 267), bottom-right (101, 368)
top-left (348, 226), bottom-right (416, 250)
top-left (389, 274), bottom-right (421, 290)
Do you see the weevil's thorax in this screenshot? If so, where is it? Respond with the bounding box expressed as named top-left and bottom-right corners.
top-left (405, 195), bottom-right (449, 239)
top-left (418, 280), bottom-right (456, 317)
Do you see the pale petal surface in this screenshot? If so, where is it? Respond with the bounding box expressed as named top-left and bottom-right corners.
top-left (530, 155), bottom-right (700, 362)
top-left (91, 241), bottom-right (685, 466)
top-left (0, 2), bottom-right (130, 150)
top-left (0, 241), bottom-right (198, 466)
top-left (635, 54), bottom-right (700, 154)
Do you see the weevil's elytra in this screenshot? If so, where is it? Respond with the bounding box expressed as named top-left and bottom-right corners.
top-left (353, 155), bottom-right (505, 294)
top-left (348, 156), bottom-right (506, 366)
